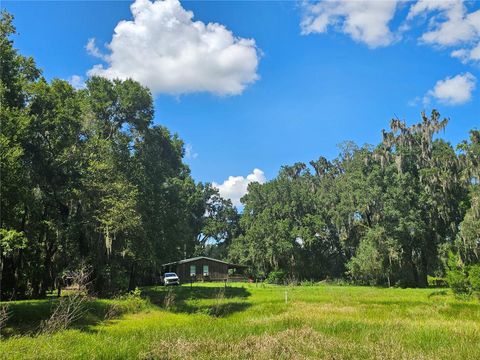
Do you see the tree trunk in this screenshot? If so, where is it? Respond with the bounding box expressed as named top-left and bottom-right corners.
top-left (40, 233), bottom-right (56, 298)
top-left (405, 249), bottom-right (419, 287)
top-left (419, 250), bottom-right (429, 288)
top-left (32, 231), bottom-right (47, 299)
top-left (12, 206), bottom-right (28, 299)
top-left (11, 249), bottom-right (23, 299)
top-left (128, 262), bottom-right (136, 291)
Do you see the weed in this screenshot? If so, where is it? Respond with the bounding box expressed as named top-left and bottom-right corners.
top-left (164, 288), bottom-right (176, 310)
top-left (38, 265), bottom-right (91, 335)
top-left (0, 303), bottom-right (11, 339)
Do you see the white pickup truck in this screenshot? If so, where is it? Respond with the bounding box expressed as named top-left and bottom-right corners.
top-left (162, 272), bottom-right (180, 286)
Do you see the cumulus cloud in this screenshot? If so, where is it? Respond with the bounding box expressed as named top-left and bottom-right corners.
top-left (301, 0), bottom-right (400, 48)
top-left (212, 168), bottom-right (266, 206)
top-left (425, 72), bottom-right (477, 105)
top-left (86, 0), bottom-right (260, 96)
top-left (300, 1), bottom-right (480, 64)
top-left (407, 0), bottom-right (480, 62)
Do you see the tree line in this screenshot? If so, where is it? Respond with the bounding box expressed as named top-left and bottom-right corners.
top-left (1, 12), bottom-right (479, 299)
top-left (229, 113), bottom-right (479, 287)
top-left (0, 13), bottom-right (239, 299)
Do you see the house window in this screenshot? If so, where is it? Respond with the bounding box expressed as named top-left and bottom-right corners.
top-left (190, 265), bottom-right (196, 276)
top-left (203, 265), bottom-right (209, 276)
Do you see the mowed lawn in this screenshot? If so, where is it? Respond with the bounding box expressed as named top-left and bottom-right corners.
top-left (1, 283), bottom-right (480, 359)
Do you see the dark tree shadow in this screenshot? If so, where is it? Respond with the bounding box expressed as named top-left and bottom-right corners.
top-left (143, 285), bottom-right (252, 317)
top-left (1, 299), bottom-right (56, 337)
top-left (1, 298), bottom-right (125, 338)
top-left (1, 285), bottom-right (252, 338)
top-left (439, 302), bottom-right (480, 320)
top-left (177, 301), bottom-right (252, 317)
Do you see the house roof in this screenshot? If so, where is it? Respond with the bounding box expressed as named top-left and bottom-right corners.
top-left (161, 256), bottom-right (247, 268)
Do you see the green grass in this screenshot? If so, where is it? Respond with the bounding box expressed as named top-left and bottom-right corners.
top-left (1, 283), bottom-right (480, 359)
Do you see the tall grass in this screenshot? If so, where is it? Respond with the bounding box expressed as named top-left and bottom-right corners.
top-left (1, 284), bottom-right (479, 359)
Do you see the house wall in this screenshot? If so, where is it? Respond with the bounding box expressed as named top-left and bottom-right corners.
top-left (176, 259), bottom-right (229, 283)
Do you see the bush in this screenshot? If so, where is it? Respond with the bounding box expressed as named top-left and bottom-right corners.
top-left (445, 252), bottom-right (470, 296)
top-left (446, 268), bottom-right (470, 295)
top-left (105, 287), bottom-right (149, 320)
top-left (265, 270), bottom-right (287, 285)
top-left (445, 252), bottom-right (480, 298)
top-left (468, 265), bottom-right (480, 292)
top-left (346, 236), bottom-right (384, 285)
top-left (119, 287), bottom-right (149, 313)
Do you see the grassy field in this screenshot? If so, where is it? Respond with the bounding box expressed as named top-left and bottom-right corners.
top-left (1, 283), bottom-right (479, 359)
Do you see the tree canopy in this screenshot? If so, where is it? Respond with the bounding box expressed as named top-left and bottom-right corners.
top-left (1, 12), bottom-right (478, 298)
top-left (229, 114), bottom-right (479, 287)
top-left (0, 12), bottom-right (237, 298)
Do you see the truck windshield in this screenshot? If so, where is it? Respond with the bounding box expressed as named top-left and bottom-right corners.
top-left (164, 273), bottom-right (177, 277)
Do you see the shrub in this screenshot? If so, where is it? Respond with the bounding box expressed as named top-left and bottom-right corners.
top-left (346, 236), bottom-right (384, 285)
top-left (446, 268), bottom-right (470, 295)
top-left (468, 265), bottom-right (480, 292)
top-left (119, 287), bottom-right (149, 313)
top-left (105, 287), bottom-right (150, 320)
top-left (39, 266), bottom-right (91, 334)
top-left (445, 252), bottom-right (471, 296)
top-left (265, 270), bottom-right (287, 285)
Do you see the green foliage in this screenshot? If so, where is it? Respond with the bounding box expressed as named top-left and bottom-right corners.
top-left (0, 229), bottom-right (27, 256)
top-left (265, 269), bottom-right (287, 284)
top-left (233, 110), bottom-right (475, 288)
top-left (455, 131), bottom-right (480, 265)
top-left (0, 12), bottom-right (236, 299)
top-left (114, 287), bottom-right (149, 314)
top-left (446, 269), bottom-right (470, 295)
top-left (196, 185), bottom-right (240, 259)
top-left (445, 253), bottom-right (480, 296)
top-left (468, 265), bottom-right (480, 292)
top-left (1, 11), bottom-right (479, 299)
top-left (347, 237), bottom-right (383, 285)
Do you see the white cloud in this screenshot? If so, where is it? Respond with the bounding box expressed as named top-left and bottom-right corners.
top-left (301, 0), bottom-right (400, 48)
top-left (68, 75), bottom-right (86, 89)
top-left (451, 43), bottom-right (480, 63)
top-left (407, 0), bottom-right (480, 62)
top-left (184, 143), bottom-right (198, 160)
top-left (87, 0), bottom-right (260, 95)
top-left (212, 168), bottom-right (266, 206)
top-left (425, 72), bottom-right (477, 105)
top-left (85, 38), bottom-right (109, 62)
top-left (300, 1), bottom-right (480, 64)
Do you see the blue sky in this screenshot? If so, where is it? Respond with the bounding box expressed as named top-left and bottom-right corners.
top-left (3, 0), bottom-right (479, 205)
